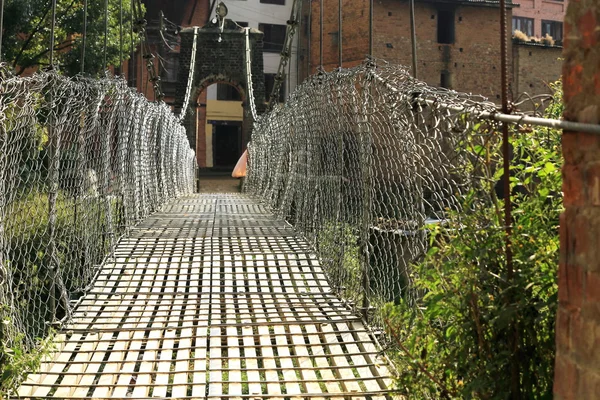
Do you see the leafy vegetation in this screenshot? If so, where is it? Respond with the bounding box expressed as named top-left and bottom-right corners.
top-left (0, 188), bottom-right (120, 393)
top-left (384, 83), bottom-right (563, 399)
top-left (0, 129), bottom-right (120, 394)
top-left (2, 0), bottom-right (142, 76)
top-left (0, 328), bottom-right (56, 398)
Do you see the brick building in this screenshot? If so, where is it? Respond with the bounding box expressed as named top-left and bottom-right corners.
top-left (510, 0), bottom-right (566, 100)
top-left (298, 0), bottom-right (562, 102)
top-left (512, 0), bottom-right (567, 44)
top-left (512, 41), bottom-right (562, 99)
top-left (119, 0), bottom-right (564, 165)
top-left (299, 0), bottom-right (515, 100)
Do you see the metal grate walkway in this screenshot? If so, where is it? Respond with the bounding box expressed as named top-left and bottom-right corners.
top-left (16, 194), bottom-right (394, 399)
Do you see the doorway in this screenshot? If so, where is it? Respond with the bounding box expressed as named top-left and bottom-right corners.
top-left (212, 121), bottom-right (242, 170)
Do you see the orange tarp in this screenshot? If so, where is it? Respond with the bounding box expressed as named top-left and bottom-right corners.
top-left (232, 149), bottom-right (248, 178)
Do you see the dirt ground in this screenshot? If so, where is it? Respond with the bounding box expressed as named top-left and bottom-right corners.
top-left (198, 176), bottom-right (243, 193)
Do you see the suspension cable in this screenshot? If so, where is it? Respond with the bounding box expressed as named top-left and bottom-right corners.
top-left (307, 1), bottom-right (311, 75)
top-left (119, 0), bottom-right (124, 72)
top-left (159, 11), bottom-right (178, 52)
top-left (81, 0), bottom-right (87, 73)
top-left (209, 0), bottom-right (217, 17)
top-left (296, 2), bottom-right (301, 88)
top-left (409, 0), bottom-right (417, 78)
top-left (133, 0), bottom-right (163, 101)
top-left (369, 0), bottom-right (373, 56)
top-left (338, 0), bottom-right (342, 68)
top-left (244, 28), bottom-right (258, 121)
top-left (133, 0), bottom-right (149, 97)
top-left (319, 0), bottom-right (323, 67)
top-left (179, 27), bottom-right (199, 122)
top-left (130, 0), bottom-right (135, 87)
top-left (103, 0), bottom-right (108, 69)
top-left (267, 0), bottom-right (302, 109)
top-left (49, 0), bottom-right (57, 67)
top-left (0, 0), bottom-right (4, 62)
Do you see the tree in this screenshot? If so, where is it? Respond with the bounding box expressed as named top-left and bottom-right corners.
top-left (1, 0), bottom-right (144, 76)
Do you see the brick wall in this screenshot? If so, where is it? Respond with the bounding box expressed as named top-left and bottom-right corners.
top-left (512, 42), bottom-right (562, 99)
top-left (373, 0), bottom-right (511, 100)
top-left (182, 0), bottom-right (211, 28)
top-left (300, 0), bottom-right (512, 101)
top-left (555, 1), bottom-right (600, 399)
top-left (300, 0), bottom-right (370, 78)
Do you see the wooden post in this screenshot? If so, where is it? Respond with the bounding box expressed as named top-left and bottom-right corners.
top-left (47, 91), bottom-right (60, 321)
top-left (360, 64), bottom-right (374, 319)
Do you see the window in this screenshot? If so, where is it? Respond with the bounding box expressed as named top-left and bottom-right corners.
top-left (512, 16), bottom-right (534, 36)
top-left (259, 23), bottom-right (287, 53)
top-left (260, 0), bottom-right (285, 4)
top-left (542, 20), bottom-right (563, 41)
top-left (217, 84), bottom-right (242, 101)
top-left (437, 9), bottom-right (455, 44)
top-left (264, 74), bottom-right (285, 103)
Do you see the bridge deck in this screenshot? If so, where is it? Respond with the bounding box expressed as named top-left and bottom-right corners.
top-left (16, 194), bottom-right (394, 399)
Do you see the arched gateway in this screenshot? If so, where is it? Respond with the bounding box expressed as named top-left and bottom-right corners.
top-left (174, 19), bottom-right (266, 168)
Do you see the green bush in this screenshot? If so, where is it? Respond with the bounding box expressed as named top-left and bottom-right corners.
top-left (1, 189), bottom-right (120, 394)
top-left (0, 95), bottom-right (123, 394)
top-left (5, 190), bottom-right (119, 335)
top-left (384, 84), bottom-right (562, 399)
top-left (0, 326), bottom-right (55, 398)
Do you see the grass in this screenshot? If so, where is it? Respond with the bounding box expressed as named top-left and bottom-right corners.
top-left (1, 189), bottom-right (120, 394)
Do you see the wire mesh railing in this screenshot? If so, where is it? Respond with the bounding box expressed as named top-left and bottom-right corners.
top-left (0, 67), bottom-right (195, 350)
top-left (244, 58), bottom-right (556, 327)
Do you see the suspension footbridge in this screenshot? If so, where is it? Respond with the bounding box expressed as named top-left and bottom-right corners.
top-left (1, 51), bottom-right (566, 400)
top-left (1, 0), bottom-right (582, 397)
top-left (15, 194), bottom-right (393, 399)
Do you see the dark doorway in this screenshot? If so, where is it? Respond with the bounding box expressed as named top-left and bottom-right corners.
top-left (212, 122), bottom-right (242, 170)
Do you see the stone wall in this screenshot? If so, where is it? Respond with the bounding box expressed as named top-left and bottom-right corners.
top-left (175, 20), bottom-right (266, 166)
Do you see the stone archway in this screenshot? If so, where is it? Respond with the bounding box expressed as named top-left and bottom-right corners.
top-left (195, 78), bottom-right (248, 169)
top-left (175, 19), bottom-right (266, 167)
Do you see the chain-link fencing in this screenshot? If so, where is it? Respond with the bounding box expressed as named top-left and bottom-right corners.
top-left (244, 59), bottom-right (525, 326)
top-left (0, 67), bottom-right (195, 349)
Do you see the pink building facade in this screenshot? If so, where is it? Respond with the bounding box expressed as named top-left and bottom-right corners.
top-left (512, 0), bottom-right (568, 43)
